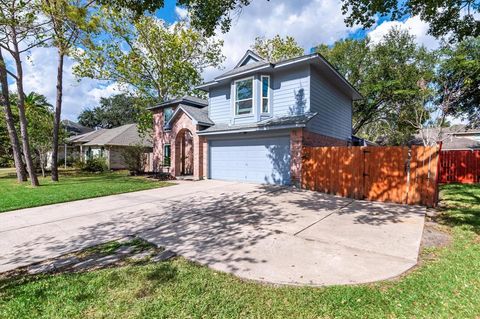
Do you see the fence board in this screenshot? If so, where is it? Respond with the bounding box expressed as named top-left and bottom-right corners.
top-left (439, 150), bottom-right (480, 184)
top-left (301, 146), bottom-right (439, 207)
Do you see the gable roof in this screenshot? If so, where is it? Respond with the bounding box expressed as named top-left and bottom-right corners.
top-left (148, 95), bottom-right (207, 111)
top-left (197, 51), bottom-right (363, 100)
top-left (234, 50), bottom-right (267, 68)
top-left (61, 120), bottom-right (94, 136)
top-left (83, 124), bottom-right (152, 147)
top-left (165, 104), bottom-right (213, 129)
top-left (67, 129), bottom-right (107, 144)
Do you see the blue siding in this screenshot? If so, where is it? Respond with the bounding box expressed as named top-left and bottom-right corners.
top-left (272, 66), bottom-right (310, 116)
top-left (208, 84), bottom-right (231, 124)
top-left (307, 66), bottom-right (352, 140)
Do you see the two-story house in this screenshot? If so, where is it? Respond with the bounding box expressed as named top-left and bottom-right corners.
top-left (149, 50), bottom-right (362, 185)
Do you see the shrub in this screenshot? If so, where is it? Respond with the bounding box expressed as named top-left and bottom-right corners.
top-left (82, 157), bottom-right (108, 172)
top-left (121, 145), bottom-right (148, 175)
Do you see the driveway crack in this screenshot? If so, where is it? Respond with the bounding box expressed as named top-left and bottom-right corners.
top-left (293, 199), bottom-right (354, 236)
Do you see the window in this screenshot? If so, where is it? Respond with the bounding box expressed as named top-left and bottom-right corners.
top-left (235, 77), bottom-right (254, 115)
top-left (163, 144), bottom-right (171, 166)
top-left (164, 107), bottom-right (174, 123)
top-left (261, 75), bottom-right (270, 113)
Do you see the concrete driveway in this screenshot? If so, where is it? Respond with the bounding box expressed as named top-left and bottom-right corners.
top-left (0, 180), bottom-right (425, 286)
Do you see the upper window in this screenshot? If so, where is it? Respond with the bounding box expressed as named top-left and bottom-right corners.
top-left (261, 76), bottom-right (270, 113)
top-left (235, 77), bottom-right (254, 115)
top-left (164, 107), bottom-right (174, 123)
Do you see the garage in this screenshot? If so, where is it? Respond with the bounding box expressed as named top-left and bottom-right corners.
top-left (209, 135), bottom-right (291, 185)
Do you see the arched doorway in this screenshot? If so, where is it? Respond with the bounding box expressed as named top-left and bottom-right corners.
top-left (174, 128), bottom-right (194, 176)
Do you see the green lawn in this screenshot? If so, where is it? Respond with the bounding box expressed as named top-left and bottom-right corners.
top-left (0, 184), bottom-right (479, 318)
top-left (0, 169), bottom-right (172, 213)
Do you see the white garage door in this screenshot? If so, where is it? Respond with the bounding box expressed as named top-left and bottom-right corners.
top-left (209, 136), bottom-right (291, 185)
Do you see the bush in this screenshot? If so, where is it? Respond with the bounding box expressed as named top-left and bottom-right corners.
top-left (121, 145), bottom-right (148, 175)
top-left (82, 157), bottom-right (108, 172)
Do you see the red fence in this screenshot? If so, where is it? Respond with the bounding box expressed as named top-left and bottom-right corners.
top-left (302, 146), bottom-right (439, 207)
top-left (439, 150), bottom-right (480, 184)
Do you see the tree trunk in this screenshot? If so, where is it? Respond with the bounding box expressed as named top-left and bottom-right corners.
top-left (11, 33), bottom-right (39, 186)
top-left (51, 51), bottom-right (64, 182)
top-left (0, 49), bottom-right (27, 182)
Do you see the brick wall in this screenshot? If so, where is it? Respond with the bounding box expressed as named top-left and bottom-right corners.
top-left (152, 107), bottom-right (206, 179)
top-left (290, 128), bottom-right (349, 186)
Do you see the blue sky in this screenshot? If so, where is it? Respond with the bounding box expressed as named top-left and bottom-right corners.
top-left (16, 0), bottom-right (439, 121)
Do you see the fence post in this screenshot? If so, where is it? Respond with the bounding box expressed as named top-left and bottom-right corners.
top-left (433, 142), bottom-right (443, 207)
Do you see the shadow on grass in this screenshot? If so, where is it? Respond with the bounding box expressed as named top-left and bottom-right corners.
top-left (435, 184), bottom-right (480, 234)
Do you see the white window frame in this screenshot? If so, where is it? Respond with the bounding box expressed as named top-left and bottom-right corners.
top-left (261, 75), bottom-right (270, 114)
top-left (234, 76), bottom-right (255, 116)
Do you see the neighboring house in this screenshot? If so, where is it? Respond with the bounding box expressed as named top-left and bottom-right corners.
top-left (67, 124), bottom-right (153, 170)
top-left (47, 120), bottom-right (94, 168)
top-left (61, 120), bottom-right (94, 136)
top-left (412, 125), bottom-right (480, 150)
top-left (149, 50), bottom-right (362, 185)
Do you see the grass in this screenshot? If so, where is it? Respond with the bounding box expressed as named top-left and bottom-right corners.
top-left (0, 168), bottom-right (172, 213)
top-left (0, 184), bottom-right (479, 318)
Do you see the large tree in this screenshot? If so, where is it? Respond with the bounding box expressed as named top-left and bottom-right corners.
top-left (316, 28), bottom-right (436, 145)
top-left (74, 11), bottom-right (224, 133)
top-left (436, 37), bottom-right (480, 128)
top-left (252, 35), bottom-right (304, 62)
top-left (0, 0), bottom-right (48, 186)
top-left (42, 0), bottom-right (99, 182)
top-left (0, 48), bottom-right (26, 180)
top-left (74, 12), bottom-right (224, 101)
top-left (78, 94), bottom-right (146, 129)
top-left (341, 0), bottom-right (479, 41)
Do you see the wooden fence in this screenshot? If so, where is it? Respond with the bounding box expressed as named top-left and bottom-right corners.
top-left (439, 150), bottom-right (480, 184)
top-left (301, 146), bottom-right (440, 207)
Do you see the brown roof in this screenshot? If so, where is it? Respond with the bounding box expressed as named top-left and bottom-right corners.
top-left (83, 124), bottom-right (152, 147)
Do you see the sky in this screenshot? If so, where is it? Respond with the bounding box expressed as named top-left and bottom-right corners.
top-left (16, 0), bottom-right (440, 121)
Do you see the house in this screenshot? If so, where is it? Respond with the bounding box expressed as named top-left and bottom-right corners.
top-left (149, 50), bottom-right (362, 185)
top-left (47, 120), bottom-right (94, 168)
top-left (413, 125), bottom-right (480, 150)
top-left (67, 123), bottom-right (153, 170)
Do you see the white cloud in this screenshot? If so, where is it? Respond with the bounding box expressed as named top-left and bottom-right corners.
top-left (16, 47), bottom-right (117, 121)
top-left (175, 6), bottom-right (189, 20)
top-left (200, 0), bottom-right (361, 81)
top-left (367, 16), bottom-right (439, 49)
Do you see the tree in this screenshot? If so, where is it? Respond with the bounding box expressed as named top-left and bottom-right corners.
top-left (0, 48), bottom-right (26, 180)
top-left (98, 0), bottom-right (253, 36)
top-left (0, 0), bottom-right (47, 186)
top-left (341, 0), bottom-right (479, 42)
top-left (74, 11), bottom-right (224, 133)
top-left (252, 35), bottom-right (304, 62)
top-left (24, 93), bottom-right (55, 177)
top-left (436, 37), bottom-right (480, 128)
top-left (316, 28), bottom-right (436, 145)
top-left (78, 94), bottom-right (146, 128)
top-left (42, 0), bottom-right (99, 182)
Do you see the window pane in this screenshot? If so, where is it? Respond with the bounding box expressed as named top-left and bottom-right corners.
top-left (236, 79), bottom-right (253, 100)
top-left (164, 107), bottom-right (173, 122)
top-left (236, 99), bottom-right (252, 115)
top-left (262, 77), bottom-right (269, 97)
top-left (164, 144), bottom-right (171, 166)
top-left (262, 98), bottom-right (269, 113)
